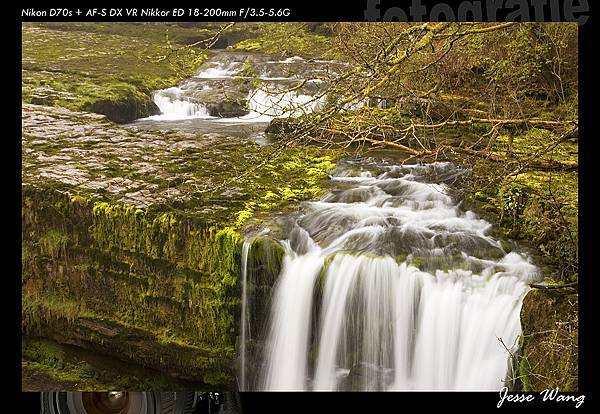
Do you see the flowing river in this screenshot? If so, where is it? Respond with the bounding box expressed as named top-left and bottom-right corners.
top-left (133, 51), bottom-right (540, 392)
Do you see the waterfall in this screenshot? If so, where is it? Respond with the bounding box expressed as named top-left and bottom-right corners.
top-left (260, 241), bottom-right (325, 390)
top-left (254, 160), bottom-right (539, 391)
top-left (136, 51), bottom-right (346, 129)
top-left (149, 87), bottom-right (212, 120)
top-left (239, 241), bottom-right (251, 391)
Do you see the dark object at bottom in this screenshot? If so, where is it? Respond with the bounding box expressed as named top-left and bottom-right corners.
top-left (40, 392), bottom-right (242, 414)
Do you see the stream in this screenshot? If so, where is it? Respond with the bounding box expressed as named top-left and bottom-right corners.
top-left (131, 51), bottom-right (540, 392)
top-left (130, 51), bottom-right (344, 142)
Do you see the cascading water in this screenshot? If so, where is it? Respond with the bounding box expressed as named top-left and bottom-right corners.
top-left (239, 241), bottom-right (251, 391)
top-left (138, 52), bottom-right (336, 127)
top-left (132, 53), bottom-right (539, 391)
top-left (149, 86), bottom-right (212, 120)
top-left (240, 89), bottom-right (327, 122)
top-left (195, 61), bottom-right (242, 79)
top-left (251, 160), bottom-right (539, 391)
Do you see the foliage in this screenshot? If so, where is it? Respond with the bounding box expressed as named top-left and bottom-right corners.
top-left (229, 23), bottom-right (337, 59)
top-left (330, 22), bottom-right (577, 119)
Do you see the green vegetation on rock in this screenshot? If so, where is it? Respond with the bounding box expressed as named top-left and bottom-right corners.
top-left (21, 100), bottom-right (339, 388)
top-left (228, 23), bottom-right (337, 59)
top-left (518, 288), bottom-right (578, 391)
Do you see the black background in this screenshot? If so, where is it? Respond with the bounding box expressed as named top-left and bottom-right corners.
top-left (12, 0), bottom-right (596, 411)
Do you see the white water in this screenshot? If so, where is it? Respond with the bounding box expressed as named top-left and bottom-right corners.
top-left (195, 61), bottom-right (241, 79)
top-left (240, 241), bottom-right (251, 391)
top-left (142, 53), bottom-right (332, 124)
top-left (257, 161), bottom-right (538, 391)
top-left (237, 89), bottom-right (327, 122)
top-left (261, 244), bottom-right (325, 390)
top-left (148, 87), bottom-right (213, 120)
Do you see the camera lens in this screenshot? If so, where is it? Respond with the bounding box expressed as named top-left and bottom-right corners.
top-left (40, 391), bottom-right (198, 414)
top-left (79, 392), bottom-right (135, 414)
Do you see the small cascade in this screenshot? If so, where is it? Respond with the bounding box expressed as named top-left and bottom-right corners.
top-left (149, 87), bottom-right (212, 120)
top-left (195, 61), bottom-right (242, 79)
top-left (137, 51), bottom-right (336, 127)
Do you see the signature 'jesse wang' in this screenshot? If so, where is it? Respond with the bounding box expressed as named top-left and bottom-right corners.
top-left (497, 387), bottom-right (585, 408)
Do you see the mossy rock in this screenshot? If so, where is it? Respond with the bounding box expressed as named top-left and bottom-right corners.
top-left (205, 101), bottom-right (248, 118)
top-left (22, 102), bottom-right (341, 388)
top-left (248, 236), bottom-right (285, 286)
top-left (85, 94), bottom-right (160, 123)
top-left (518, 288), bottom-right (578, 391)
top-left (24, 314), bottom-right (235, 389)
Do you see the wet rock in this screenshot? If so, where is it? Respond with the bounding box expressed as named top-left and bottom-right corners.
top-left (21, 103), bottom-right (253, 213)
top-left (86, 95), bottom-right (161, 124)
top-left (205, 101), bottom-right (248, 118)
top-left (341, 362), bottom-right (393, 391)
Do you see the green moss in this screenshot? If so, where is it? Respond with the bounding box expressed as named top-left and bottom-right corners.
top-left (22, 339), bottom-right (206, 391)
top-left (233, 150), bottom-right (338, 228)
top-left (247, 236), bottom-right (285, 288)
top-left (228, 23), bottom-right (337, 59)
top-left (23, 361), bottom-right (93, 389)
top-left (22, 23), bottom-right (209, 122)
top-left (232, 39), bottom-right (263, 52)
top-left (250, 237), bottom-right (284, 272)
top-left (22, 292), bottom-right (93, 338)
top-left (38, 229), bottom-right (69, 258)
top-left (518, 288), bottom-right (578, 391)
top-left (23, 340), bottom-right (103, 388)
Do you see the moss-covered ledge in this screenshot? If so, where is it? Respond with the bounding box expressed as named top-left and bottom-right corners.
top-left (518, 288), bottom-right (578, 391)
top-left (22, 103), bottom-right (339, 389)
top-left (22, 188), bottom-right (242, 387)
